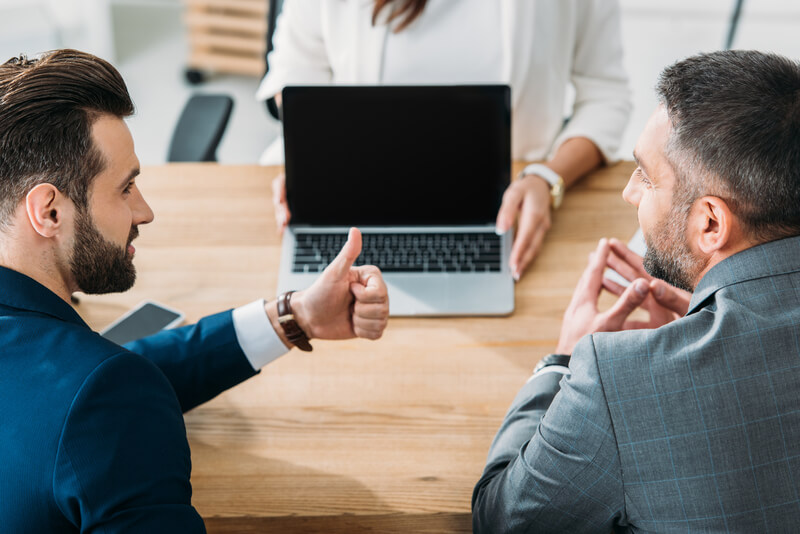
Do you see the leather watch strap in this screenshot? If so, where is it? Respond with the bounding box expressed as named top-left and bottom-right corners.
top-left (277, 291), bottom-right (313, 352)
top-left (533, 353), bottom-right (570, 374)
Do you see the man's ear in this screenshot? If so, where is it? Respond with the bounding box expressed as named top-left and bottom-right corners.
top-left (25, 183), bottom-right (65, 238)
top-left (689, 196), bottom-right (733, 255)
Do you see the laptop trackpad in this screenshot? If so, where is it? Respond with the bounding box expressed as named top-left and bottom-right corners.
top-left (386, 276), bottom-right (449, 316)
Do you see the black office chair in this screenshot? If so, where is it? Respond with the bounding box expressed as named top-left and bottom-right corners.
top-left (168, 94), bottom-right (234, 162)
top-left (264, 0), bottom-right (284, 120)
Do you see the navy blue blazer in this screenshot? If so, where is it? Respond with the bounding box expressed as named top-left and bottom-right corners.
top-left (0, 266), bottom-right (258, 532)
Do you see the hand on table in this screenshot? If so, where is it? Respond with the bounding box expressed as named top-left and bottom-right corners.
top-left (273, 172), bottom-right (290, 235)
top-left (276, 167), bottom-right (559, 282)
top-left (290, 228), bottom-right (389, 341)
top-left (495, 175), bottom-right (552, 281)
top-left (277, 168), bottom-right (555, 282)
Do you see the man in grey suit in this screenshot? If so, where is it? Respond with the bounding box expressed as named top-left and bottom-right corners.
top-left (473, 50), bottom-right (800, 532)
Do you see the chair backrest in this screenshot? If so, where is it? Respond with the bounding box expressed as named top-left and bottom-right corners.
top-left (263, 0), bottom-right (285, 119)
top-left (168, 94), bottom-right (234, 162)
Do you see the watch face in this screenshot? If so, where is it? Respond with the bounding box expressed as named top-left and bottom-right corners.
top-left (546, 172), bottom-right (565, 209)
top-left (552, 182), bottom-right (565, 210)
top-left (520, 165), bottom-right (566, 210)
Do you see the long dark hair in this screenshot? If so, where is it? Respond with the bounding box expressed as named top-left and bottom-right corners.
top-left (372, 0), bottom-right (428, 33)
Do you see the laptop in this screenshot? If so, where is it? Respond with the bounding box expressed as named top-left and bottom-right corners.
top-left (277, 85), bottom-right (514, 316)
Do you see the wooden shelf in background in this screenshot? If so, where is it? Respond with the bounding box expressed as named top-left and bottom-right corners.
top-left (183, 0), bottom-right (267, 79)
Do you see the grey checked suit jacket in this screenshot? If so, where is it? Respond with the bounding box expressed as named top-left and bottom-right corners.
top-left (473, 235), bottom-right (800, 533)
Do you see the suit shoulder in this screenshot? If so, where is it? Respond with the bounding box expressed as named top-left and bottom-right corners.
top-left (48, 316), bottom-right (163, 372)
top-left (53, 351), bottom-right (196, 529)
top-left (589, 312), bottom-right (714, 406)
top-left (590, 311), bottom-right (712, 364)
top-left (72, 349), bottom-right (177, 399)
top-left (2, 313), bottom-right (167, 405)
top-left (58, 350), bottom-right (183, 451)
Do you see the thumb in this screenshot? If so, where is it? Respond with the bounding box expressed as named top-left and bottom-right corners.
top-left (326, 227), bottom-right (362, 278)
top-left (602, 278), bottom-right (649, 330)
top-left (650, 279), bottom-right (691, 316)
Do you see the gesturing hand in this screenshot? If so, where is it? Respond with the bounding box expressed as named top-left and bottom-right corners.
top-left (495, 175), bottom-right (552, 281)
top-left (556, 238), bottom-right (651, 354)
top-left (290, 228), bottom-right (389, 341)
top-left (602, 238), bottom-right (691, 329)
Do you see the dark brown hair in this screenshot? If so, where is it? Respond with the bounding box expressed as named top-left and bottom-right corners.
top-left (657, 50), bottom-right (800, 242)
top-left (372, 0), bottom-right (427, 33)
top-left (0, 49), bottom-right (134, 227)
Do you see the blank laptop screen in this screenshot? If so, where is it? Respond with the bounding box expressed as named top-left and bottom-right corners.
top-left (282, 85), bottom-right (511, 227)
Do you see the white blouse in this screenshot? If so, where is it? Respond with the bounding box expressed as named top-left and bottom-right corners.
top-left (381, 0), bottom-right (503, 84)
top-left (257, 0), bottom-right (632, 165)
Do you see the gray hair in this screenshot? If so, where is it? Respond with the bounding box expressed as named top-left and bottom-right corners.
top-left (656, 50), bottom-right (800, 242)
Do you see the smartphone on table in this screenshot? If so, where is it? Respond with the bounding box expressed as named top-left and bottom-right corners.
top-left (100, 300), bottom-right (185, 346)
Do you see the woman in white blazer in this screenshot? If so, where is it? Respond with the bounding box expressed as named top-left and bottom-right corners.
top-left (259, 0), bottom-right (632, 279)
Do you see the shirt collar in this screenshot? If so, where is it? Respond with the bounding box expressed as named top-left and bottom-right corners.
top-left (688, 234), bottom-right (800, 314)
top-left (0, 265), bottom-right (89, 328)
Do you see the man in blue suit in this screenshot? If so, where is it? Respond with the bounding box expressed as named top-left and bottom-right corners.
top-left (0, 50), bottom-right (389, 532)
top-left (474, 50), bottom-right (800, 531)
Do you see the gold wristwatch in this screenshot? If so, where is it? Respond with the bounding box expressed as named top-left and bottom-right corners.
top-left (519, 163), bottom-right (565, 210)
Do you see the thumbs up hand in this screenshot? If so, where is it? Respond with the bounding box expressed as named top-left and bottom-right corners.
top-left (290, 228), bottom-right (389, 341)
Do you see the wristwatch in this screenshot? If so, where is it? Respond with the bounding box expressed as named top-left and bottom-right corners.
top-left (276, 291), bottom-right (313, 352)
top-left (519, 163), bottom-right (565, 210)
top-left (533, 353), bottom-right (571, 374)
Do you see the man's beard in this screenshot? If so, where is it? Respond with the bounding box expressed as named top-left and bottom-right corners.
top-left (642, 202), bottom-right (704, 293)
top-left (70, 208), bottom-right (138, 294)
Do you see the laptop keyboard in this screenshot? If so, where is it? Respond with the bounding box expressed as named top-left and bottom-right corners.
top-left (292, 232), bottom-right (502, 273)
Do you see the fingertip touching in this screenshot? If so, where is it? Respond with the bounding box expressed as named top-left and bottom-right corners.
top-left (633, 278), bottom-right (649, 297)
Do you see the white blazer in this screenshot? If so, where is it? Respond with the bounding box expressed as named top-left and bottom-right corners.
top-left (257, 0), bottom-right (632, 164)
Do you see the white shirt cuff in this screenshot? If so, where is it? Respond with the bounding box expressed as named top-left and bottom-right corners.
top-left (232, 299), bottom-right (289, 370)
top-left (527, 365), bottom-right (571, 383)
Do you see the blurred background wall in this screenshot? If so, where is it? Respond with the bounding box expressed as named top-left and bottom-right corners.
top-left (1, 0), bottom-right (798, 166)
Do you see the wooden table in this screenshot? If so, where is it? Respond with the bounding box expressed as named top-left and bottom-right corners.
top-left (76, 161), bottom-right (638, 533)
